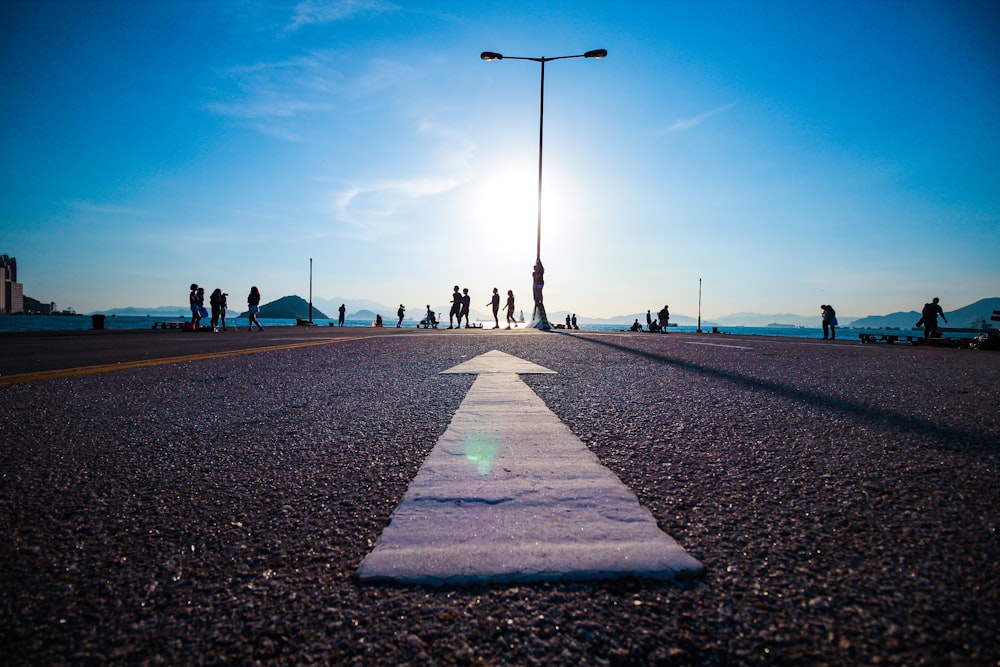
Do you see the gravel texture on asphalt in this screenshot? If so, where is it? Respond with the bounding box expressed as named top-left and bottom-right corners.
top-left (1, 332), bottom-right (998, 665)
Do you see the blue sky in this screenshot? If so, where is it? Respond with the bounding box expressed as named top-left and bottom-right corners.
top-left (2, 0), bottom-right (998, 319)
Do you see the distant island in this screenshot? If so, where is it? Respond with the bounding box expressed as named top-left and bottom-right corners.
top-left (236, 295), bottom-right (329, 320)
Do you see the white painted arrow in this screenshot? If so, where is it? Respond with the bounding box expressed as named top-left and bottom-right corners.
top-left (357, 350), bottom-right (703, 585)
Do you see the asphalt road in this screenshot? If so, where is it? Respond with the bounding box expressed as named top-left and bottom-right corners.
top-left (2, 329), bottom-right (998, 665)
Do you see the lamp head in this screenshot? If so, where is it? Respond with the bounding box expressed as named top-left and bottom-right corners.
top-left (584, 49), bottom-right (608, 59)
top-left (480, 51), bottom-right (504, 61)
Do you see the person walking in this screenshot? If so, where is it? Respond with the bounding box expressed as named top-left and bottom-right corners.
top-left (247, 286), bottom-right (264, 331)
top-left (460, 288), bottom-right (471, 328)
top-left (488, 288), bottom-right (501, 328)
top-left (397, 304), bottom-right (405, 328)
top-left (919, 297), bottom-right (947, 339)
top-left (448, 285), bottom-right (462, 329)
top-left (338, 304), bottom-right (346, 327)
top-left (505, 290), bottom-right (517, 329)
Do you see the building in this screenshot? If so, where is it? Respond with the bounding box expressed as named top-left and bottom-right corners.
top-left (1, 254), bottom-right (24, 314)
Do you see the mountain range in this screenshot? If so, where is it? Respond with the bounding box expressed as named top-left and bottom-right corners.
top-left (89, 297), bottom-right (1000, 329)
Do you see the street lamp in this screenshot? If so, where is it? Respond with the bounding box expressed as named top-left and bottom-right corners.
top-left (481, 48), bottom-right (607, 330)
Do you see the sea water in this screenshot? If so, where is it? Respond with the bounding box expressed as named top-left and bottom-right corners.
top-left (0, 314), bottom-right (930, 341)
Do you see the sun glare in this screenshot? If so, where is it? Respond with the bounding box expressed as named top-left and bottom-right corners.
top-left (474, 166), bottom-right (537, 260)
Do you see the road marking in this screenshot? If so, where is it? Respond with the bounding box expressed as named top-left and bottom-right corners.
top-left (358, 350), bottom-right (703, 585)
top-left (684, 341), bottom-right (755, 350)
top-left (0, 337), bottom-right (368, 386)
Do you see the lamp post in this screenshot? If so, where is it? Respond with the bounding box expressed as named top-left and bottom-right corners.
top-left (481, 48), bottom-right (607, 330)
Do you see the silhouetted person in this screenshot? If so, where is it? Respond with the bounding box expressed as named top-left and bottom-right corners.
top-left (189, 283), bottom-right (201, 328)
top-left (646, 310), bottom-right (652, 328)
top-left (448, 285), bottom-right (461, 329)
top-left (821, 305), bottom-right (838, 340)
top-left (657, 305), bottom-right (670, 332)
top-left (488, 288), bottom-right (500, 328)
top-left (397, 304), bottom-right (405, 328)
top-left (572, 313), bottom-right (578, 329)
top-left (220, 292), bottom-right (228, 330)
top-left (247, 286), bottom-right (263, 331)
top-left (920, 297), bottom-right (947, 339)
top-left (630, 319), bottom-right (642, 331)
top-left (505, 290), bottom-right (516, 329)
top-left (460, 288), bottom-right (471, 328)
top-left (338, 304), bottom-right (346, 327)
top-left (532, 261), bottom-right (544, 307)
top-left (210, 288), bottom-right (224, 332)
top-left (566, 314), bottom-right (572, 328)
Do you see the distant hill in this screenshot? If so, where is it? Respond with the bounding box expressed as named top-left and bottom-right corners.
top-left (848, 297), bottom-right (1000, 329)
top-left (238, 295), bottom-right (329, 320)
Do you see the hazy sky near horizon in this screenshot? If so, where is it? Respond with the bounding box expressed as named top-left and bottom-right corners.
top-left (2, 0), bottom-right (998, 318)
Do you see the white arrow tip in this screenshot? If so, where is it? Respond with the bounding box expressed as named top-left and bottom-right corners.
top-left (441, 350), bottom-right (555, 375)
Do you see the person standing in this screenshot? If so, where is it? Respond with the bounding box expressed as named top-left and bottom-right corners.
top-left (338, 304), bottom-right (346, 327)
top-left (247, 286), bottom-right (264, 331)
top-left (566, 314), bottom-right (572, 328)
top-left (189, 283), bottom-right (201, 328)
top-left (487, 288), bottom-right (501, 329)
top-left (220, 291), bottom-right (229, 331)
top-left (821, 305), bottom-right (838, 340)
top-left (505, 290), bottom-right (516, 329)
top-left (571, 313), bottom-right (578, 329)
top-left (532, 261), bottom-right (544, 308)
top-left (448, 285), bottom-right (462, 329)
top-left (397, 304), bottom-right (405, 328)
top-left (657, 305), bottom-right (670, 332)
top-left (920, 297), bottom-right (947, 339)
top-left (209, 288), bottom-right (224, 332)
top-left (646, 310), bottom-right (652, 329)
top-left (460, 288), bottom-right (471, 328)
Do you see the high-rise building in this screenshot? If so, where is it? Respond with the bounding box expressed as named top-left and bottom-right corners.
top-left (1, 254), bottom-right (24, 314)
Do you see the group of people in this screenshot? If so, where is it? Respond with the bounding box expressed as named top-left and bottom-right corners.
top-left (631, 305), bottom-right (671, 332)
top-left (189, 284), bottom-right (263, 332)
top-left (821, 298), bottom-right (947, 340)
top-left (439, 286), bottom-right (518, 329)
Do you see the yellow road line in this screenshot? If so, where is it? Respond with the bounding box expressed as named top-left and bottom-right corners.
top-left (0, 336), bottom-right (369, 386)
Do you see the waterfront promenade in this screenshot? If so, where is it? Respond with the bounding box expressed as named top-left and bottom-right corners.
top-left (2, 327), bottom-right (998, 664)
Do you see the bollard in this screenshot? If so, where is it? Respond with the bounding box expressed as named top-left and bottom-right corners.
top-left (91, 314), bottom-right (106, 330)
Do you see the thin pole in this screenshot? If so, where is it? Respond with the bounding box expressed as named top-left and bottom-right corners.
top-left (309, 258), bottom-right (313, 323)
top-left (697, 277), bottom-right (702, 333)
top-left (536, 58), bottom-right (545, 264)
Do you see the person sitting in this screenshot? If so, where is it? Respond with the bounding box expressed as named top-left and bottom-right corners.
top-left (630, 319), bottom-right (642, 331)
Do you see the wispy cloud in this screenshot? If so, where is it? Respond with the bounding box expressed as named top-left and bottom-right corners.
top-left (287, 0), bottom-right (398, 31)
top-left (206, 55), bottom-right (339, 124)
top-left (664, 101), bottom-right (738, 133)
top-left (330, 122), bottom-right (476, 240)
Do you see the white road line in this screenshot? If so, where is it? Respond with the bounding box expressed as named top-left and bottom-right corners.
top-left (684, 341), bottom-right (755, 350)
top-left (357, 350), bottom-right (703, 585)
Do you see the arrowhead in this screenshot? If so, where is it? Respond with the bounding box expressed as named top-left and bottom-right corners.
top-left (441, 350), bottom-right (555, 375)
